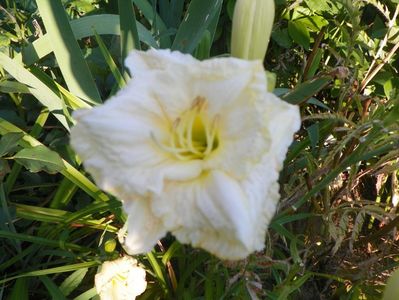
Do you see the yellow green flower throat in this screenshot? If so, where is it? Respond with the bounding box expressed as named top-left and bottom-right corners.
top-left (155, 96), bottom-right (220, 160)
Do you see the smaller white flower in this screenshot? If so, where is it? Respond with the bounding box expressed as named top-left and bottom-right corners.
top-left (95, 256), bottom-right (147, 300)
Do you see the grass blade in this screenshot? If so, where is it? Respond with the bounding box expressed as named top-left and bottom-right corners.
top-left (35, 0), bottom-right (102, 103)
top-left (0, 52), bottom-right (70, 130)
top-left (8, 278), bottom-right (29, 300)
top-left (40, 276), bottom-right (67, 300)
top-left (0, 261), bottom-right (99, 285)
top-left (93, 31), bottom-right (126, 89)
top-left (172, 0), bottom-right (223, 53)
top-left (19, 15), bottom-right (157, 66)
top-left (119, 0), bottom-right (141, 64)
top-left (59, 268), bottom-right (88, 296)
top-left (0, 118), bottom-right (109, 202)
top-left (0, 230), bottom-right (91, 252)
top-left (133, 0), bottom-right (170, 48)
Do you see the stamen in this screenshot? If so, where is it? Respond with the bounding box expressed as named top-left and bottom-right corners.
top-left (152, 97), bottom-right (219, 160)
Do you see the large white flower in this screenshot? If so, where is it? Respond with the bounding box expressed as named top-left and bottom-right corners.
top-left (70, 49), bottom-right (301, 260)
top-left (95, 256), bottom-right (147, 300)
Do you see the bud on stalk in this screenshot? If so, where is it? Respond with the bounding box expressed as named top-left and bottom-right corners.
top-left (231, 0), bottom-right (275, 61)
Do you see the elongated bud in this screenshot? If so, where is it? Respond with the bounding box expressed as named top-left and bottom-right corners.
top-left (231, 0), bottom-right (275, 61)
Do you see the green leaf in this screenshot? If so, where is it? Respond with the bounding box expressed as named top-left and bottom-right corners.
top-left (93, 31), bottom-right (126, 89)
top-left (19, 15), bottom-right (157, 66)
top-left (276, 272), bottom-right (313, 300)
top-left (73, 287), bottom-right (98, 300)
top-left (146, 251), bottom-right (169, 293)
top-left (161, 241), bottom-right (181, 265)
top-left (133, 0), bottom-right (170, 48)
top-left (14, 145), bottom-right (65, 174)
top-left (0, 118), bottom-right (109, 202)
top-left (0, 81), bottom-right (30, 94)
top-left (307, 123), bottom-right (320, 151)
top-left (172, 0), bottom-right (223, 53)
top-left (59, 268), bottom-right (88, 297)
top-left (0, 35), bottom-right (11, 47)
top-left (282, 75), bottom-right (332, 105)
top-left (288, 20), bottom-right (310, 49)
top-left (9, 278), bottom-right (29, 300)
top-left (0, 133), bottom-right (23, 156)
top-left (119, 0), bottom-right (141, 63)
top-left (0, 230), bottom-right (90, 254)
top-left (305, 48), bottom-right (323, 79)
top-left (272, 28), bottom-right (293, 49)
top-left (194, 30), bottom-right (211, 60)
top-left (0, 261), bottom-right (99, 285)
top-left (15, 203), bottom-right (68, 223)
top-left (40, 276), bottom-right (67, 300)
top-left (4, 110), bottom-right (49, 194)
top-left (49, 177), bottom-right (78, 209)
top-left (35, 0), bottom-right (102, 103)
top-left (0, 159), bottom-right (10, 180)
top-left (0, 52), bottom-right (70, 130)
top-left (168, 0), bottom-right (185, 29)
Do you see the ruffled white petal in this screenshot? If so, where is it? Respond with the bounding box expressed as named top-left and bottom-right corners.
top-left (125, 48), bottom-right (197, 74)
top-left (120, 198), bottom-right (166, 254)
top-left (265, 92), bottom-right (301, 163)
top-left (239, 92), bottom-right (301, 250)
top-left (152, 170), bottom-right (259, 259)
top-left (126, 49), bottom-right (267, 121)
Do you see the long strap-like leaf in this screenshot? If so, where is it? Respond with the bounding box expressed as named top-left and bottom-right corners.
top-left (119, 0), bottom-right (141, 64)
top-left (0, 52), bottom-right (70, 130)
top-left (36, 0), bottom-right (102, 103)
top-left (172, 0), bottom-right (223, 54)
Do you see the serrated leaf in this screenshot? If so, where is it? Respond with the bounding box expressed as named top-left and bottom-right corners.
top-left (14, 146), bottom-right (65, 174)
top-left (59, 268), bottom-right (88, 297)
top-left (0, 132), bottom-right (24, 156)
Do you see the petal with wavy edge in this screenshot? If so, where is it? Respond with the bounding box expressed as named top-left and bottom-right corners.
top-left (265, 92), bottom-right (301, 162)
top-left (152, 170), bottom-right (260, 260)
top-left (126, 49), bottom-right (267, 121)
top-left (120, 199), bottom-right (166, 254)
top-left (240, 92), bottom-right (301, 250)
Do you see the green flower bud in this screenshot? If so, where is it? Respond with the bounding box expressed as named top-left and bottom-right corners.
top-left (231, 0), bottom-right (275, 61)
top-left (104, 239), bottom-right (117, 253)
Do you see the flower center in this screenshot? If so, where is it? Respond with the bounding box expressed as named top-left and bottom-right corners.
top-left (154, 96), bottom-right (219, 160)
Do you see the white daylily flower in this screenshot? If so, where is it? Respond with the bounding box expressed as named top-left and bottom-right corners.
top-left (95, 256), bottom-right (147, 300)
top-left (70, 49), bottom-right (301, 260)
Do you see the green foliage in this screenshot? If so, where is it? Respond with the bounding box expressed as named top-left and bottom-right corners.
top-left (0, 0), bottom-right (398, 299)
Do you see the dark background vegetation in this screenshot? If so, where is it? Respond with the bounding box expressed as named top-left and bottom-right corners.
top-left (0, 0), bottom-right (399, 299)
